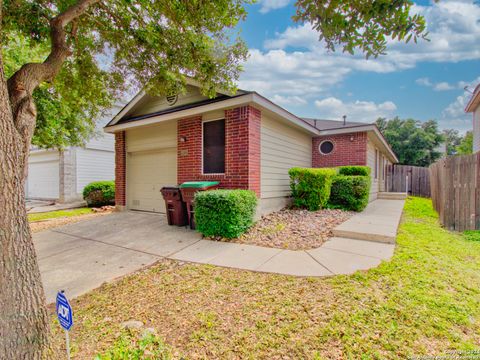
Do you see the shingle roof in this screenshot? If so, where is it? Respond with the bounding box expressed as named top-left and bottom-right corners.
top-left (114, 92), bottom-right (252, 125)
top-left (301, 118), bottom-right (368, 131)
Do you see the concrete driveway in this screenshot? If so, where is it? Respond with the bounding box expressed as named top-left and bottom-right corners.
top-left (34, 211), bottom-right (201, 303)
top-left (35, 199), bottom-right (401, 304)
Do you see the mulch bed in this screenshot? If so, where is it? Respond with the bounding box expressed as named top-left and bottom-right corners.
top-left (226, 208), bottom-right (354, 250)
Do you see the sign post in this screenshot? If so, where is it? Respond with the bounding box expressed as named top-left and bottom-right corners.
top-left (56, 291), bottom-right (73, 360)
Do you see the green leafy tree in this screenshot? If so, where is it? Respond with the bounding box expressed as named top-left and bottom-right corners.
top-left (443, 128), bottom-right (461, 156)
top-left (294, 0), bottom-right (428, 58)
top-left (0, 0), bottom-right (427, 358)
top-left (3, 33), bottom-right (116, 148)
top-left (456, 131), bottom-right (473, 155)
top-left (376, 117), bottom-right (443, 166)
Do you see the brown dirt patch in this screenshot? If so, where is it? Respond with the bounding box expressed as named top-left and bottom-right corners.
top-left (30, 211), bottom-right (113, 233)
top-left (230, 208), bottom-right (354, 250)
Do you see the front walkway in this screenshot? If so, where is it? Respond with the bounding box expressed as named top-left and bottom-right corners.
top-left (35, 199), bottom-right (404, 303)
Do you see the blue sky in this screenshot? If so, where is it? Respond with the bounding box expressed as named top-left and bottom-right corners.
top-left (235, 0), bottom-right (480, 133)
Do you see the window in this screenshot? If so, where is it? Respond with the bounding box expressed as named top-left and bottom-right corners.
top-left (319, 140), bottom-right (334, 155)
top-left (374, 149), bottom-right (378, 179)
top-left (203, 119), bottom-right (225, 174)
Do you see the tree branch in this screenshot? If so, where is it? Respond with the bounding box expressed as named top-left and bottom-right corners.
top-left (7, 0), bottom-right (100, 126)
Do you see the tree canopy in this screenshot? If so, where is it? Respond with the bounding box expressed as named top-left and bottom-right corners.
top-left (2, 0), bottom-right (252, 150)
top-left (376, 117), bottom-right (444, 166)
top-left (457, 131), bottom-right (473, 155)
top-left (2, 33), bottom-right (116, 148)
top-left (295, 0), bottom-right (427, 58)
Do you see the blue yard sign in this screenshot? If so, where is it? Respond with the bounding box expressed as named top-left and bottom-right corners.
top-left (56, 291), bottom-right (73, 331)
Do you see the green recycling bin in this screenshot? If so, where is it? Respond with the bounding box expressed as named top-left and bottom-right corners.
top-left (179, 181), bottom-right (220, 229)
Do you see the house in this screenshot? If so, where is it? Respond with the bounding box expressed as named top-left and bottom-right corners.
top-left (465, 83), bottom-right (480, 153)
top-left (104, 83), bottom-right (398, 216)
top-left (27, 105), bottom-right (121, 202)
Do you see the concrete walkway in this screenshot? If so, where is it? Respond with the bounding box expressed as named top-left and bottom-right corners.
top-left (333, 199), bottom-right (405, 243)
top-left (35, 199), bottom-right (404, 303)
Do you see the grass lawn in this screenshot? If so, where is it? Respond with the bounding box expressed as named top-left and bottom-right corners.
top-left (28, 208), bottom-right (93, 222)
top-left (50, 197), bottom-right (480, 359)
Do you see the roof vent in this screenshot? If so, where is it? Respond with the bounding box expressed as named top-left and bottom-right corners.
top-left (166, 94), bottom-right (178, 106)
top-left (343, 115), bottom-right (347, 126)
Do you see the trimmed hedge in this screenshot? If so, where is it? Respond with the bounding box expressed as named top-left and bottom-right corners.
top-left (288, 167), bottom-right (337, 211)
top-left (338, 165), bottom-right (371, 176)
top-left (82, 181), bottom-right (115, 207)
top-left (194, 189), bottom-right (258, 239)
top-left (329, 175), bottom-right (370, 212)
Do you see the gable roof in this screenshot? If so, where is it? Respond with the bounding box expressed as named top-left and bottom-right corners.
top-left (465, 84), bottom-right (480, 113)
top-left (302, 118), bottom-right (366, 130)
top-left (104, 84), bottom-right (397, 163)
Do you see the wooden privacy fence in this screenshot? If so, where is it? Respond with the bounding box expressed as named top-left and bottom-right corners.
top-left (429, 153), bottom-right (480, 231)
top-left (385, 164), bottom-right (431, 198)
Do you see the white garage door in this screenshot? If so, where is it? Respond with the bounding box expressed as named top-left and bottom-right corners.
top-left (127, 148), bottom-right (177, 213)
top-left (27, 156), bottom-right (60, 199)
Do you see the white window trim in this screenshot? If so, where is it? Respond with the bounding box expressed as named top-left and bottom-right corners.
top-left (318, 139), bottom-right (335, 155)
top-left (201, 117), bottom-right (226, 176)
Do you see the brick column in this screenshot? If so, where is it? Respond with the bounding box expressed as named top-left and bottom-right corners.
top-left (115, 131), bottom-right (126, 210)
top-left (177, 105), bottom-right (261, 197)
top-left (247, 107), bottom-right (261, 196)
top-left (59, 147), bottom-right (77, 203)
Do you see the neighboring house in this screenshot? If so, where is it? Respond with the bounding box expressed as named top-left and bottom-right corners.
top-left (465, 83), bottom-right (480, 153)
top-left (104, 82), bottom-right (398, 216)
top-left (27, 106), bottom-right (121, 202)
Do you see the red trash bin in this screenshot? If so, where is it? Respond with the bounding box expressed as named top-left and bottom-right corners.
top-left (179, 181), bottom-right (220, 229)
top-left (160, 186), bottom-right (188, 226)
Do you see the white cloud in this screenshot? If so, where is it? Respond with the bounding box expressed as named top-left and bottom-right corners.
top-left (416, 77), bottom-right (433, 87)
top-left (239, 48), bottom-right (352, 98)
top-left (314, 97), bottom-right (397, 122)
top-left (443, 95), bottom-right (467, 118)
top-left (258, 0), bottom-right (290, 14)
top-left (416, 76), bottom-right (480, 92)
top-left (416, 77), bottom-right (455, 91)
top-left (270, 94), bottom-right (307, 106)
top-left (434, 82), bottom-right (455, 91)
top-left (439, 93), bottom-right (473, 131)
top-left (240, 1), bottom-right (480, 102)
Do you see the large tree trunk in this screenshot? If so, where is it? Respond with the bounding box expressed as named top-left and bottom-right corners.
top-left (0, 52), bottom-right (49, 358)
top-left (0, 1), bottom-right (99, 357)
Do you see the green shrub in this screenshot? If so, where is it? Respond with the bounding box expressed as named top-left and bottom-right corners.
top-left (329, 175), bottom-right (370, 212)
top-left (288, 167), bottom-right (337, 211)
top-left (338, 165), bottom-right (371, 176)
top-left (82, 180), bottom-right (115, 207)
top-left (194, 189), bottom-right (258, 239)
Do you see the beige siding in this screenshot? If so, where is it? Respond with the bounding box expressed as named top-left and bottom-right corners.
top-left (126, 120), bottom-right (177, 153)
top-left (261, 115), bottom-right (312, 199)
top-left (378, 154), bottom-right (392, 192)
top-left (127, 86), bottom-right (208, 118)
top-left (366, 139), bottom-right (379, 201)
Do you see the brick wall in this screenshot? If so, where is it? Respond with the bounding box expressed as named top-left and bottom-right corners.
top-left (177, 105), bottom-right (261, 196)
top-left (115, 131), bottom-right (126, 207)
top-left (312, 132), bottom-right (367, 168)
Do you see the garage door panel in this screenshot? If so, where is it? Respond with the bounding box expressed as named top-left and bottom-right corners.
top-left (27, 160), bottom-right (60, 199)
top-left (127, 149), bottom-right (177, 213)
